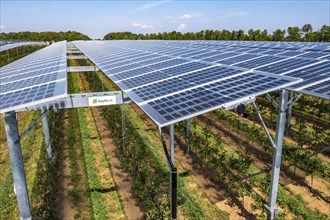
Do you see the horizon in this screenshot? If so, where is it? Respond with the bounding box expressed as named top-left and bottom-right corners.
top-left (1, 1), bottom-right (329, 39)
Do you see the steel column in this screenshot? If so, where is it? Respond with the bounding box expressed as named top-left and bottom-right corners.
top-left (4, 111), bottom-right (32, 220)
top-left (169, 124), bottom-right (176, 220)
top-left (170, 124), bottom-right (174, 162)
top-left (266, 89), bottom-right (289, 220)
top-left (186, 119), bottom-right (191, 153)
top-left (42, 113), bottom-right (53, 161)
top-left (121, 105), bottom-right (126, 149)
top-left (286, 91), bottom-right (294, 134)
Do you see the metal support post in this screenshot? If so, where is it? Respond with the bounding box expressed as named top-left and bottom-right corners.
top-left (4, 111), bottom-right (32, 220)
top-left (286, 91), bottom-right (294, 134)
top-left (170, 168), bottom-right (177, 220)
top-left (170, 124), bottom-right (174, 162)
top-left (121, 105), bottom-right (126, 149)
top-left (42, 112), bottom-right (53, 161)
top-left (265, 89), bottom-right (289, 220)
top-left (186, 119), bottom-right (191, 154)
top-left (169, 124), bottom-right (177, 220)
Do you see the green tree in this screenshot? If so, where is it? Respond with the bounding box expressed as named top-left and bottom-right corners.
top-left (272, 29), bottom-right (286, 41)
top-left (302, 24), bottom-right (314, 41)
top-left (260, 29), bottom-right (269, 41)
top-left (287, 26), bottom-right (301, 41)
top-left (318, 25), bottom-right (330, 42)
top-left (237, 29), bottom-right (245, 40)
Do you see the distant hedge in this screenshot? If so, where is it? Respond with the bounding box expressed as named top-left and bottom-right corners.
top-left (0, 31), bottom-right (90, 42)
top-left (104, 24), bottom-right (330, 42)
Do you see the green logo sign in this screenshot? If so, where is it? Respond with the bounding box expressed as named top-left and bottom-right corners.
top-left (92, 99), bottom-right (97, 104)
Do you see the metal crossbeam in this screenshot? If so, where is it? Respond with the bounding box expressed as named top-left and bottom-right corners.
top-left (67, 50), bottom-right (81, 54)
top-left (16, 92), bottom-right (131, 112)
top-left (67, 66), bottom-right (99, 72)
top-left (67, 55), bottom-right (87, 59)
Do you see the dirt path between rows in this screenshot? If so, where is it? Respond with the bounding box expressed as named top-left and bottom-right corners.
top-left (54, 112), bottom-right (78, 219)
top-left (80, 73), bottom-right (144, 220)
top-left (92, 107), bottom-right (145, 219)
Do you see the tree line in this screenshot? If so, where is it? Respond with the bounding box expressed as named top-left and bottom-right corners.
top-left (104, 24), bottom-right (330, 42)
top-left (0, 31), bottom-right (90, 42)
top-left (0, 24), bottom-right (328, 42)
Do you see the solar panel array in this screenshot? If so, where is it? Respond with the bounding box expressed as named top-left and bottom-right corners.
top-left (0, 42), bottom-right (45, 52)
top-left (153, 40), bottom-right (329, 99)
top-left (74, 40), bottom-right (303, 127)
top-left (0, 41), bottom-right (67, 113)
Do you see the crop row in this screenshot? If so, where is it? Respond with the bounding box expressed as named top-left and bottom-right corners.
top-left (69, 67), bottom-right (125, 219)
top-left (84, 71), bottom-right (230, 219)
top-left (175, 117), bottom-right (328, 219)
top-left (210, 108), bottom-right (330, 180)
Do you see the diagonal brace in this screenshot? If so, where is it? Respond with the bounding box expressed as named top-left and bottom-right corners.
top-left (285, 93), bottom-right (302, 112)
top-left (266, 93), bottom-right (280, 111)
top-left (15, 110), bottom-right (49, 144)
top-left (252, 102), bottom-right (277, 149)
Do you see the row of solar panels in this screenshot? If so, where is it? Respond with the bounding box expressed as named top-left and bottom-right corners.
top-left (0, 41), bottom-right (46, 52)
top-left (75, 40), bottom-right (329, 99)
top-left (160, 40), bottom-right (330, 52)
top-left (0, 41), bottom-right (67, 113)
top-left (0, 40), bottom-right (328, 128)
top-left (73, 41), bottom-right (305, 127)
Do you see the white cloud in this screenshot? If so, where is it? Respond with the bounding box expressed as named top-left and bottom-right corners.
top-left (132, 22), bottom-right (153, 29)
top-left (141, 24), bottom-right (153, 29)
top-left (180, 14), bottom-right (192, 20)
top-left (131, 0), bottom-right (171, 13)
top-left (132, 22), bottom-right (142, 27)
top-left (177, 23), bottom-right (186, 32)
top-left (0, 25), bottom-right (6, 30)
top-left (218, 10), bottom-right (249, 18)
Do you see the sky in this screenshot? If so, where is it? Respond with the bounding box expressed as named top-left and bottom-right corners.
top-left (1, 0), bottom-right (329, 39)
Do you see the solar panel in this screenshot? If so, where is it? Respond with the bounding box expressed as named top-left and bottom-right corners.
top-left (296, 52), bottom-right (329, 59)
top-left (0, 41), bottom-right (67, 113)
top-left (234, 55), bottom-right (287, 69)
top-left (295, 79), bottom-right (330, 99)
top-left (215, 53), bottom-right (261, 65)
top-left (287, 61), bottom-right (329, 88)
top-left (256, 58), bottom-right (321, 74)
top-left (74, 40), bottom-right (302, 127)
top-left (141, 71), bottom-right (298, 126)
top-left (0, 42), bottom-right (45, 52)
top-left (115, 61), bottom-right (209, 90)
top-left (201, 52), bottom-right (240, 62)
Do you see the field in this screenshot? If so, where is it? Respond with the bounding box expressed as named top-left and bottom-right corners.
top-left (0, 46), bottom-right (329, 219)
